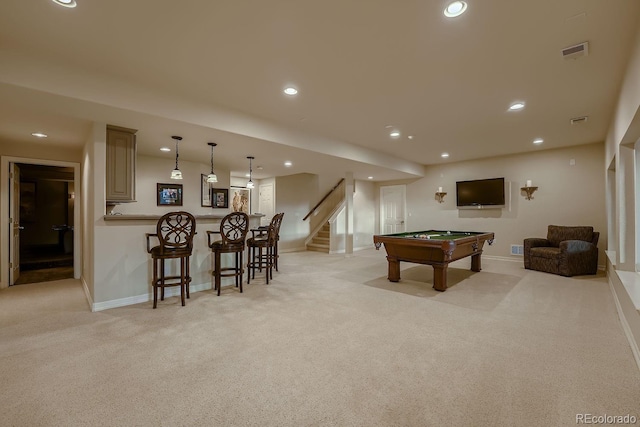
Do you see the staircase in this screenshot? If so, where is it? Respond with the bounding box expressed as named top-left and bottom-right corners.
top-left (303, 179), bottom-right (345, 254)
top-left (306, 222), bottom-right (330, 253)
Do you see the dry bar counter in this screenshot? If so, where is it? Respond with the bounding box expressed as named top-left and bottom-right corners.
top-left (373, 230), bottom-right (495, 291)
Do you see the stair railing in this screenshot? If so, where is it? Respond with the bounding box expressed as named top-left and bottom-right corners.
top-left (303, 178), bottom-right (345, 221)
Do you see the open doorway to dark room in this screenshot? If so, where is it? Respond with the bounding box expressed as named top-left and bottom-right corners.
top-left (15, 163), bottom-right (74, 285)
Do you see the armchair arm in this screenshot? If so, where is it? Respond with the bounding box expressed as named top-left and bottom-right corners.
top-left (523, 238), bottom-right (551, 269)
top-left (207, 230), bottom-right (221, 248)
top-left (524, 238), bottom-right (550, 250)
top-left (559, 239), bottom-right (594, 253)
top-left (145, 233), bottom-right (158, 253)
top-left (250, 227), bottom-right (269, 239)
top-left (559, 240), bottom-right (598, 276)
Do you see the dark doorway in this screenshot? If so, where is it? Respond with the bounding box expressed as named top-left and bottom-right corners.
top-left (15, 164), bottom-right (74, 285)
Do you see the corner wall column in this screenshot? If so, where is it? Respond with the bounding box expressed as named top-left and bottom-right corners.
top-left (345, 172), bottom-right (354, 256)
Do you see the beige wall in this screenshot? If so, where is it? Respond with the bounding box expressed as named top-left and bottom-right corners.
top-left (275, 173), bottom-right (317, 251)
top-left (112, 155), bottom-right (231, 216)
top-left (354, 180), bottom-right (376, 249)
top-left (379, 142), bottom-right (606, 262)
top-left (603, 23), bottom-right (640, 367)
top-left (332, 179), bottom-right (377, 253)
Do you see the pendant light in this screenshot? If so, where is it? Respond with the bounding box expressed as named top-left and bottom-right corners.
top-left (246, 156), bottom-right (255, 189)
top-left (207, 142), bottom-right (218, 183)
top-left (170, 136), bottom-right (183, 179)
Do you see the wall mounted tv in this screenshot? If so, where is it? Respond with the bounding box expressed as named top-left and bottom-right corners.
top-left (456, 177), bottom-right (505, 208)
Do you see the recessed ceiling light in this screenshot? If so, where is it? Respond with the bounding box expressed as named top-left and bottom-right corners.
top-left (407, 135), bottom-right (414, 140)
top-left (52, 0), bottom-right (77, 8)
top-left (160, 147), bottom-right (171, 152)
top-left (368, 176), bottom-right (374, 180)
top-left (284, 161), bottom-right (292, 167)
top-left (31, 132), bottom-right (48, 138)
top-left (390, 131), bottom-right (401, 138)
top-left (509, 102), bottom-right (526, 111)
top-left (245, 173), bottom-right (251, 178)
top-left (533, 138), bottom-right (544, 145)
top-left (284, 87), bottom-right (298, 95)
top-left (444, 1), bottom-right (467, 18)
top-left (441, 152), bottom-right (450, 158)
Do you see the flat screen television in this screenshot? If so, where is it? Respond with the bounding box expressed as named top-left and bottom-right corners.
top-left (456, 177), bottom-right (505, 207)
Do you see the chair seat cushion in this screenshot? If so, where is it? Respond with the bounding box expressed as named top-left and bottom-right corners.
top-left (210, 241), bottom-right (244, 252)
top-left (247, 237), bottom-right (271, 247)
top-left (150, 246), bottom-right (192, 258)
top-left (530, 247), bottom-right (560, 259)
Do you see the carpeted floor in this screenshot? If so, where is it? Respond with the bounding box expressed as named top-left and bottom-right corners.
top-left (0, 249), bottom-right (639, 426)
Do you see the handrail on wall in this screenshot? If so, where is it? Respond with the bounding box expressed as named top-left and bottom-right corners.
top-left (302, 178), bottom-right (345, 221)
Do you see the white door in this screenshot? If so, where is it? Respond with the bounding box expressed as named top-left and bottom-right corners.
top-left (9, 163), bottom-right (21, 284)
top-left (259, 183), bottom-right (275, 226)
top-left (380, 185), bottom-right (406, 234)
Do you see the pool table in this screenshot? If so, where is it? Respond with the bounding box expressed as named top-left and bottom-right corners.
top-left (373, 230), bottom-right (495, 292)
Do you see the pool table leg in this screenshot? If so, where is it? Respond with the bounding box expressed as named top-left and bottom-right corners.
top-left (471, 253), bottom-right (482, 272)
top-left (433, 264), bottom-right (448, 292)
top-left (387, 257), bottom-right (400, 282)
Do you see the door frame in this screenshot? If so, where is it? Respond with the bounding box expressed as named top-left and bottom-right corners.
top-left (0, 156), bottom-right (81, 288)
top-left (379, 184), bottom-right (407, 234)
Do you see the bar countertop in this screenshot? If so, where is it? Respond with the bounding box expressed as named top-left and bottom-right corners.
top-left (103, 213), bottom-right (264, 221)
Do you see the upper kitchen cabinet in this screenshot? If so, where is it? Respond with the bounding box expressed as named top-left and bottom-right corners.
top-left (106, 125), bottom-right (137, 203)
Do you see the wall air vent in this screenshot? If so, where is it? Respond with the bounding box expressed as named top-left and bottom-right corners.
top-left (570, 116), bottom-right (588, 125)
top-left (562, 42), bottom-right (589, 59)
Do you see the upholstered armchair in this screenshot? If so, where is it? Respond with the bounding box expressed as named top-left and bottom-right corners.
top-left (524, 225), bottom-right (599, 277)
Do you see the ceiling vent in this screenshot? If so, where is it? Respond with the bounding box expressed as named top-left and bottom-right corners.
top-left (562, 42), bottom-right (589, 59)
top-left (570, 116), bottom-right (588, 125)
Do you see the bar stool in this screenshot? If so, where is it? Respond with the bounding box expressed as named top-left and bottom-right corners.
top-left (145, 211), bottom-right (196, 308)
top-left (247, 212), bottom-right (284, 284)
top-left (207, 212), bottom-right (249, 295)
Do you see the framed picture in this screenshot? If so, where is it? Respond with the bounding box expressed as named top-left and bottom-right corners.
top-left (157, 183), bottom-right (183, 206)
top-left (201, 174), bottom-right (212, 207)
top-left (212, 188), bottom-right (229, 208)
top-left (230, 186), bottom-right (250, 214)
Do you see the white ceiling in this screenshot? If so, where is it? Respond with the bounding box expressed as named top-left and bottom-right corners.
top-left (1, 0), bottom-right (639, 181)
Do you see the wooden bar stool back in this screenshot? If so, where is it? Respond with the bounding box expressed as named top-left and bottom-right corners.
top-left (247, 212), bottom-right (284, 285)
top-left (146, 211), bottom-right (196, 308)
top-left (207, 212), bottom-right (249, 296)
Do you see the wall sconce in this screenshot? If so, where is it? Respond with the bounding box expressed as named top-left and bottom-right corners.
top-left (435, 186), bottom-right (447, 203)
top-left (207, 142), bottom-right (218, 183)
top-left (170, 135), bottom-right (183, 180)
top-left (521, 179), bottom-right (538, 200)
top-left (246, 156), bottom-right (255, 189)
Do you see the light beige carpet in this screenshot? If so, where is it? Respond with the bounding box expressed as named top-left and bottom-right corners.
top-left (1, 249), bottom-right (639, 427)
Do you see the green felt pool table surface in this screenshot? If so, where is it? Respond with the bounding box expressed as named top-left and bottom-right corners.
top-left (380, 230), bottom-right (484, 241)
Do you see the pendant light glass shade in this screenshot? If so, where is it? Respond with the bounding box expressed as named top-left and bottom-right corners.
top-left (170, 135), bottom-right (183, 180)
top-left (207, 142), bottom-right (218, 183)
top-left (246, 156), bottom-right (255, 189)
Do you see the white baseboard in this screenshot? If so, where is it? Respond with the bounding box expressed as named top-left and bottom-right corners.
top-left (483, 255), bottom-right (524, 263)
top-left (91, 282), bottom-right (212, 312)
top-left (280, 246), bottom-right (308, 253)
top-left (608, 273), bottom-right (640, 373)
top-left (483, 255), bottom-right (606, 271)
top-left (329, 244), bottom-right (374, 255)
